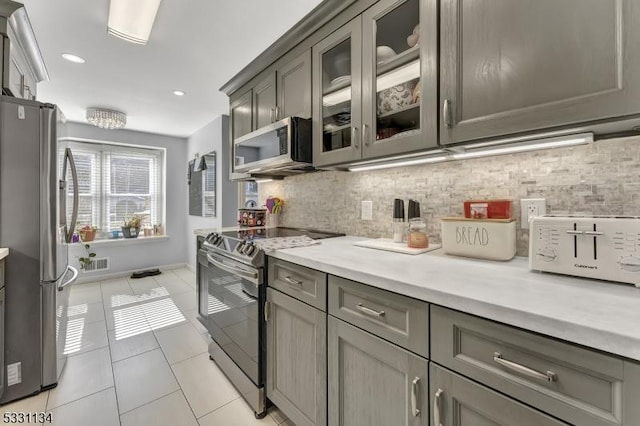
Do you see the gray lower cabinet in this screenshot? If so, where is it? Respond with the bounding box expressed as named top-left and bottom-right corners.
top-left (430, 364), bottom-right (567, 426)
top-left (328, 316), bottom-right (428, 426)
top-left (266, 288), bottom-right (326, 426)
top-left (431, 305), bottom-right (638, 426)
top-left (440, 0), bottom-right (640, 145)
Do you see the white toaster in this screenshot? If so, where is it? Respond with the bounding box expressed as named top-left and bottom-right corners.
top-left (529, 216), bottom-right (640, 287)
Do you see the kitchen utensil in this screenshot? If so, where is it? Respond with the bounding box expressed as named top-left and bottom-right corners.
top-left (393, 199), bottom-right (406, 243)
top-left (441, 217), bottom-right (516, 261)
top-left (529, 216), bottom-right (640, 287)
top-left (376, 46), bottom-right (397, 64)
top-left (408, 200), bottom-right (420, 219)
top-left (354, 238), bottom-right (440, 255)
top-left (378, 80), bottom-right (418, 114)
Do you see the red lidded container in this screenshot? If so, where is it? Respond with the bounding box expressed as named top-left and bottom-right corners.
top-left (463, 199), bottom-right (512, 219)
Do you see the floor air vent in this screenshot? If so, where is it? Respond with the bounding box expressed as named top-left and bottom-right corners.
top-left (83, 257), bottom-right (109, 272)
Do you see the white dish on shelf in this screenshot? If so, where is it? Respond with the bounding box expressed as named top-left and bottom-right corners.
top-left (377, 46), bottom-right (397, 64)
top-left (330, 75), bottom-right (351, 86)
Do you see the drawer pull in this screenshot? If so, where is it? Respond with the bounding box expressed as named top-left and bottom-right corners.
top-left (356, 303), bottom-right (385, 317)
top-left (433, 388), bottom-right (443, 426)
top-left (411, 377), bottom-right (421, 417)
top-left (493, 352), bottom-right (558, 382)
top-left (283, 276), bottom-right (303, 287)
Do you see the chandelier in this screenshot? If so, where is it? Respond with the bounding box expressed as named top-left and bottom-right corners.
top-left (86, 108), bottom-right (127, 130)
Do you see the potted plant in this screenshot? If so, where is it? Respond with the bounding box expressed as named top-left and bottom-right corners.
top-left (78, 244), bottom-right (96, 270)
top-left (121, 215), bottom-right (142, 238)
top-left (78, 225), bottom-right (98, 242)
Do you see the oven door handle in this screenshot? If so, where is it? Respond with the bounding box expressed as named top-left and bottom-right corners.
top-left (206, 254), bottom-right (259, 282)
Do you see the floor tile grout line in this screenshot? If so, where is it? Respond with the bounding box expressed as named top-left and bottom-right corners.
top-left (110, 338), bottom-right (159, 365)
top-left (116, 386), bottom-right (179, 417)
top-left (195, 396), bottom-right (242, 421)
top-left (144, 341), bottom-right (199, 423)
top-left (46, 385), bottom-right (116, 413)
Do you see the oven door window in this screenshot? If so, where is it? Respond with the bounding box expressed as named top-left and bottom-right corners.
top-left (198, 253), bottom-right (261, 385)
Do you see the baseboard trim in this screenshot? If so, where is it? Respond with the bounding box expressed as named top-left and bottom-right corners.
top-left (76, 262), bottom-right (188, 284)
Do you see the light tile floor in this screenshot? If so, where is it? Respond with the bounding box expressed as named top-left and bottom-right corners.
top-left (0, 268), bottom-right (293, 426)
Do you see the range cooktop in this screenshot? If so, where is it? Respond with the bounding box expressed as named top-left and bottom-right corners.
top-left (221, 227), bottom-right (344, 242)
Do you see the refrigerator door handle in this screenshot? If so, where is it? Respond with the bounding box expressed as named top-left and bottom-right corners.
top-left (58, 265), bottom-right (78, 291)
top-left (63, 148), bottom-right (79, 243)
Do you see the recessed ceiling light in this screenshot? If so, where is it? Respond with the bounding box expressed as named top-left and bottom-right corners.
top-left (173, 90), bottom-right (185, 96)
top-left (62, 53), bottom-right (85, 64)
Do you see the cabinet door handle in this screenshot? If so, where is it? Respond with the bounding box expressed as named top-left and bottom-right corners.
top-left (352, 126), bottom-right (359, 149)
top-left (355, 303), bottom-right (385, 317)
top-left (443, 99), bottom-right (453, 127)
top-left (270, 108), bottom-right (275, 123)
top-left (411, 377), bottom-right (421, 417)
top-left (264, 301), bottom-right (270, 322)
top-left (275, 106), bottom-right (280, 121)
top-left (283, 276), bottom-right (303, 287)
top-left (433, 388), bottom-right (443, 426)
top-left (493, 352), bottom-right (558, 382)
top-left (362, 124), bottom-right (370, 146)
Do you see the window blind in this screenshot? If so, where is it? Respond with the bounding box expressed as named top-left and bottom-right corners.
top-left (61, 141), bottom-right (165, 235)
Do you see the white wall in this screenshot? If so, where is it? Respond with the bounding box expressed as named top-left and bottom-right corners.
top-left (66, 123), bottom-right (189, 279)
top-left (186, 115), bottom-right (236, 269)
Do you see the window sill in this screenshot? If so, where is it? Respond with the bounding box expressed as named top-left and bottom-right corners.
top-left (74, 235), bottom-right (170, 248)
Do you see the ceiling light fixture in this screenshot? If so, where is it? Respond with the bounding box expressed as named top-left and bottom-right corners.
top-left (173, 90), bottom-right (185, 96)
top-left (86, 108), bottom-right (127, 130)
top-left (61, 53), bottom-right (85, 64)
top-left (108, 0), bottom-right (163, 45)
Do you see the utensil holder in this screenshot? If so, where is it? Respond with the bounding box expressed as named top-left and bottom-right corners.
top-left (267, 213), bottom-right (279, 228)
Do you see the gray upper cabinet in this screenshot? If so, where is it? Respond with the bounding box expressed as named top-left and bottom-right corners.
top-left (277, 50), bottom-right (312, 119)
top-left (253, 73), bottom-right (277, 130)
top-left (430, 364), bottom-right (566, 426)
top-left (439, 0), bottom-right (640, 145)
top-left (313, 0), bottom-right (438, 168)
top-left (313, 17), bottom-right (363, 167)
top-left (361, 0), bottom-right (437, 159)
top-left (266, 288), bottom-right (326, 426)
top-left (328, 316), bottom-right (428, 426)
top-left (230, 89), bottom-right (253, 141)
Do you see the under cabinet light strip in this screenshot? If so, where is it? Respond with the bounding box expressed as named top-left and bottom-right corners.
top-left (348, 133), bottom-right (593, 172)
top-left (348, 156), bottom-right (448, 172)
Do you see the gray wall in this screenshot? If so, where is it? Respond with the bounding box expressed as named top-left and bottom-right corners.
top-left (66, 123), bottom-right (188, 279)
top-left (186, 115), bottom-right (237, 269)
top-left (260, 135), bottom-right (640, 256)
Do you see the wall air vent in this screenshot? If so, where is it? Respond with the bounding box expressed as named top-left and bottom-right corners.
top-left (83, 257), bottom-right (109, 273)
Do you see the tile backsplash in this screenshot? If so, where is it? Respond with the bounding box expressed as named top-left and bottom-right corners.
top-left (259, 136), bottom-right (640, 256)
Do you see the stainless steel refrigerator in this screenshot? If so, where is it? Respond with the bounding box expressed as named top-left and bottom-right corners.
top-left (0, 95), bottom-right (79, 403)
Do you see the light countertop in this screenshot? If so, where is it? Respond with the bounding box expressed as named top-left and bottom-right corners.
top-left (267, 236), bottom-right (640, 362)
top-left (0, 248), bottom-right (7, 260)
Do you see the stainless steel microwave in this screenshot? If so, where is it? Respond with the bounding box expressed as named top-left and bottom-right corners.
top-left (233, 117), bottom-right (312, 175)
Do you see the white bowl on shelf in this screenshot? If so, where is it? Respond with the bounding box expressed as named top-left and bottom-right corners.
top-left (376, 46), bottom-right (396, 64)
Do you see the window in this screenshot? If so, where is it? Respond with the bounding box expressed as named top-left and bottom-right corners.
top-left (61, 141), bottom-right (165, 236)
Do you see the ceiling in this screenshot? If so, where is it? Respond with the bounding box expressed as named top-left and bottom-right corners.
top-left (21, 0), bottom-right (323, 137)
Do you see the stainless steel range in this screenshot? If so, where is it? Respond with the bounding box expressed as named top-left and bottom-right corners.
top-left (196, 227), bottom-right (343, 418)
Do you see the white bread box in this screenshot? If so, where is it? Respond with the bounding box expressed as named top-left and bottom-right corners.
top-left (441, 217), bottom-right (516, 261)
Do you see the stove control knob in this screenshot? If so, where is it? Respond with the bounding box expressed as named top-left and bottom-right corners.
top-left (236, 241), bottom-right (246, 253)
top-left (536, 249), bottom-right (557, 262)
top-left (245, 243), bottom-right (256, 256)
top-left (618, 256), bottom-right (640, 272)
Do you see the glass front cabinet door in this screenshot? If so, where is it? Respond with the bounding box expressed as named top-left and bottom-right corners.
top-left (313, 17), bottom-right (363, 167)
top-left (361, 0), bottom-right (438, 160)
top-left (312, 0), bottom-right (437, 168)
